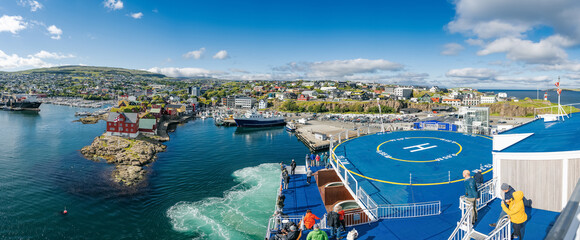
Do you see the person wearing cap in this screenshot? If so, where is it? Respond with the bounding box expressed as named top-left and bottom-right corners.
top-left (291, 159), bottom-right (297, 175)
top-left (463, 169), bottom-right (479, 225)
top-left (306, 224), bottom-right (328, 240)
top-left (489, 183), bottom-right (516, 227)
top-left (501, 191), bottom-right (527, 239)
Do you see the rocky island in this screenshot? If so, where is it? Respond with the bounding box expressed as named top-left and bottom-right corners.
top-left (81, 135), bottom-right (167, 186)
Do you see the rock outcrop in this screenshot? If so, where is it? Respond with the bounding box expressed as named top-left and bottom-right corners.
top-left (81, 135), bottom-right (167, 186)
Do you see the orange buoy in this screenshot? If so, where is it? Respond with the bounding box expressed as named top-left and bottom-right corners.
top-left (63, 207), bottom-right (68, 215)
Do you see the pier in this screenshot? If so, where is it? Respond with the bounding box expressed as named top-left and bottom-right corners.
top-left (294, 120), bottom-right (380, 151)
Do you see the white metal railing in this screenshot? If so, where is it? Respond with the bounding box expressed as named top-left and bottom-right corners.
top-left (377, 201), bottom-right (441, 219)
top-left (265, 215), bottom-right (304, 239)
top-left (485, 216), bottom-right (511, 240)
top-left (343, 208), bottom-right (374, 226)
top-left (357, 187), bottom-right (378, 211)
top-left (328, 145), bottom-right (444, 222)
top-left (476, 178), bottom-right (498, 210)
top-left (534, 102), bottom-right (580, 116)
top-left (319, 213), bottom-right (328, 229)
top-left (448, 199), bottom-right (474, 240)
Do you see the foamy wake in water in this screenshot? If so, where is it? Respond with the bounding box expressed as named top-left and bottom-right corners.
top-left (167, 163), bottom-right (280, 240)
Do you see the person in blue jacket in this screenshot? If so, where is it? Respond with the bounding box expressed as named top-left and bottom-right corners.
top-left (463, 170), bottom-right (480, 225)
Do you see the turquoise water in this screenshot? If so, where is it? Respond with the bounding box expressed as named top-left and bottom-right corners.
top-left (0, 104), bottom-right (309, 239)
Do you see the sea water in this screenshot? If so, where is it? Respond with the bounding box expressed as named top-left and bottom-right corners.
top-left (0, 104), bottom-right (309, 239)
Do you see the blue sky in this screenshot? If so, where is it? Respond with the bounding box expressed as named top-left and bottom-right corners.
top-left (1, 0), bottom-right (580, 89)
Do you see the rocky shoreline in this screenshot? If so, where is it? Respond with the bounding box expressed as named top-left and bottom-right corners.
top-left (81, 135), bottom-right (167, 186)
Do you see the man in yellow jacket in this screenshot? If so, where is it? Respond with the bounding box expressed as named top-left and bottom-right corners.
top-left (501, 191), bottom-right (527, 239)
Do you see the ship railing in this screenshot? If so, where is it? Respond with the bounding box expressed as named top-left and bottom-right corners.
top-left (448, 197), bottom-right (474, 240)
top-left (534, 102), bottom-right (580, 116)
top-left (265, 215), bottom-right (304, 240)
top-left (485, 216), bottom-right (511, 240)
top-left (476, 178), bottom-right (498, 211)
top-left (376, 201), bottom-right (441, 219)
top-left (328, 148), bottom-right (378, 221)
top-left (319, 213), bottom-right (327, 229)
top-left (356, 187), bottom-right (378, 213)
top-left (329, 146), bottom-right (444, 220)
top-left (342, 208), bottom-right (374, 227)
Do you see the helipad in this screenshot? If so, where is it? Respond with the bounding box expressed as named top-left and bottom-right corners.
top-left (332, 130), bottom-right (492, 204)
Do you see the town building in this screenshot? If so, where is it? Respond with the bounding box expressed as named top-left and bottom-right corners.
top-left (480, 95), bottom-right (497, 104)
top-left (394, 87), bottom-right (413, 99)
top-left (234, 96), bottom-right (256, 108)
top-left (442, 98), bottom-right (461, 106)
top-left (297, 94), bottom-right (310, 101)
top-left (188, 86), bottom-right (200, 96)
top-left (106, 112), bottom-right (140, 138)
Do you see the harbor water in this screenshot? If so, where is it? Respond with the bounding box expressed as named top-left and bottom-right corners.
top-left (0, 104), bottom-right (308, 239)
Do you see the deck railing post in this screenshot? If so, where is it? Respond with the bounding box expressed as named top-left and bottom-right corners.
top-left (409, 173), bottom-right (412, 185)
top-left (448, 171), bottom-right (451, 183)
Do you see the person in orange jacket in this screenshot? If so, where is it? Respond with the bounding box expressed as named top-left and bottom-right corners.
top-left (304, 209), bottom-right (320, 230)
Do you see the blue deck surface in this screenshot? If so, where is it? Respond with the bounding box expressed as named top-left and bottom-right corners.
top-left (474, 199), bottom-right (559, 239)
top-left (281, 166), bottom-right (328, 218)
top-left (278, 130), bottom-right (559, 239)
top-left (333, 131), bottom-right (493, 205)
top-left (500, 112), bottom-right (580, 152)
top-left (280, 166), bottom-right (558, 239)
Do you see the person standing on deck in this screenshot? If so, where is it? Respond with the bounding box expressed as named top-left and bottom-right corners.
top-left (336, 205), bottom-right (346, 232)
top-left (310, 153), bottom-right (316, 166)
top-left (283, 172), bottom-right (290, 190)
top-left (474, 169), bottom-right (483, 188)
top-left (328, 206), bottom-right (342, 239)
top-left (315, 154), bottom-right (321, 166)
top-left (305, 154), bottom-right (310, 166)
top-left (501, 191), bottom-right (527, 239)
top-left (290, 159), bottom-right (297, 175)
top-left (463, 169), bottom-right (479, 225)
top-left (303, 210), bottom-right (320, 230)
top-left (306, 167), bottom-right (313, 184)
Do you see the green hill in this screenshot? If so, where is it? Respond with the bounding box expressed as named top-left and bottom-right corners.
top-left (14, 65), bottom-right (167, 79)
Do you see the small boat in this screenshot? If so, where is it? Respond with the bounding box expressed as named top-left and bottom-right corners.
top-left (285, 122), bottom-right (297, 132)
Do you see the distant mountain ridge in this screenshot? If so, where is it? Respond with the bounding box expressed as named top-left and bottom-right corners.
top-left (5, 65), bottom-right (168, 79)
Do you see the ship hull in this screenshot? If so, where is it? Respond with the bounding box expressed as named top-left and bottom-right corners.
top-left (2, 101), bottom-right (42, 111)
top-left (234, 118), bottom-right (285, 127)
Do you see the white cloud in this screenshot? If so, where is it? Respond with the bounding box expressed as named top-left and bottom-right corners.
top-left (213, 50), bottom-right (229, 60)
top-left (0, 15), bottom-right (27, 34)
top-left (103, 0), bottom-right (123, 10)
top-left (308, 59), bottom-right (403, 78)
top-left (147, 67), bottom-right (216, 78)
top-left (31, 50), bottom-right (74, 59)
top-left (477, 37), bottom-right (568, 64)
top-left (446, 68), bottom-right (498, 80)
top-left (130, 12), bottom-right (143, 19)
top-left (272, 58), bottom-right (405, 80)
top-left (465, 38), bottom-right (484, 46)
top-left (0, 50), bottom-right (51, 69)
top-left (183, 48), bottom-right (205, 59)
top-left (19, 0), bottom-right (43, 12)
top-left (448, 0), bottom-right (580, 66)
top-left (47, 25), bottom-right (62, 40)
top-left (441, 43), bottom-right (465, 56)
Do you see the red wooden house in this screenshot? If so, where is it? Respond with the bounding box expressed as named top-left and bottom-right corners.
top-left (106, 112), bottom-right (140, 138)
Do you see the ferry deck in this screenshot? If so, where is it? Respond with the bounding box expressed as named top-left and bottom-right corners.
top-left (267, 130), bottom-right (560, 239)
